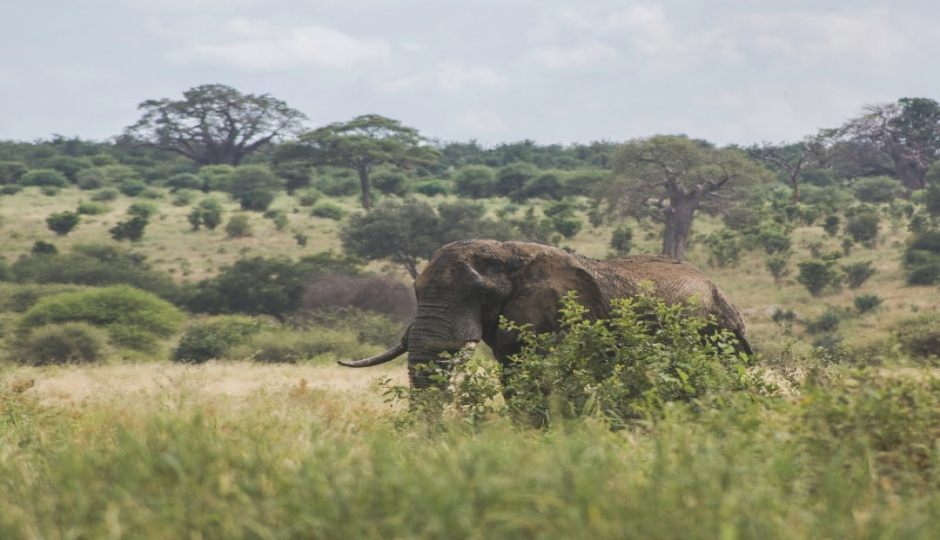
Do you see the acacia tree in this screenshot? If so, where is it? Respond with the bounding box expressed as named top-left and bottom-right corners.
top-left (749, 135), bottom-right (827, 203)
top-left (278, 114), bottom-right (439, 210)
top-left (606, 135), bottom-right (772, 260)
top-left (124, 84), bottom-right (306, 166)
top-left (829, 97), bottom-right (940, 190)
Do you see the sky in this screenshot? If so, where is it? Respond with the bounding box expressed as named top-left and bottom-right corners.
top-left (2, 0), bottom-right (939, 147)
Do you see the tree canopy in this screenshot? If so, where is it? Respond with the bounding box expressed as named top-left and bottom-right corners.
top-left (278, 114), bottom-right (439, 210)
top-left (606, 135), bottom-right (773, 260)
top-left (124, 84), bottom-right (306, 167)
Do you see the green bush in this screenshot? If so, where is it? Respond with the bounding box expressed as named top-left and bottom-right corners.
top-left (14, 322), bottom-right (109, 366)
top-left (31, 241), bottom-right (57, 255)
top-left (413, 180), bottom-right (450, 197)
top-left (311, 203), bottom-right (348, 220)
top-left (452, 166), bottom-right (497, 199)
top-left (20, 169), bottom-right (69, 188)
top-left (894, 313), bottom-right (940, 360)
top-left (238, 188), bottom-right (275, 212)
top-left (372, 171), bottom-right (411, 197)
top-left (425, 292), bottom-right (762, 428)
top-left (0, 283), bottom-right (85, 313)
top-left (76, 201), bottom-right (111, 215)
top-left (296, 189), bottom-right (321, 207)
top-left (76, 165), bottom-right (141, 190)
top-left (0, 160), bottom-right (28, 184)
top-left (822, 215), bottom-right (840, 236)
top-left (224, 214), bottom-right (254, 238)
top-left (228, 165), bottom-right (283, 200)
top-left (172, 315), bottom-right (267, 363)
top-left (701, 229), bottom-right (742, 268)
top-left (164, 173), bottom-right (204, 192)
top-left (844, 208), bottom-right (880, 248)
top-left (127, 202), bottom-right (158, 219)
top-left (852, 175), bottom-right (904, 203)
top-left (17, 285), bottom-right (184, 354)
top-left (841, 261), bottom-right (876, 289)
top-left (90, 188), bottom-right (119, 202)
top-left (796, 259), bottom-right (841, 297)
top-left (45, 211), bottom-right (80, 236)
top-left (118, 179), bottom-right (149, 197)
top-left (609, 224), bottom-right (633, 257)
top-left (188, 198), bottom-right (224, 230)
top-left (0, 184), bottom-right (23, 195)
top-left (109, 215), bottom-right (149, 242)
top-left (199, 165), bottom-right (236, 193)
top-left (854, 294), bottom-right (883, 313)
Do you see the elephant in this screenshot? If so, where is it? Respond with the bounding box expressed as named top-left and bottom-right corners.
top-left (339, 239), bottom-right (752, 391)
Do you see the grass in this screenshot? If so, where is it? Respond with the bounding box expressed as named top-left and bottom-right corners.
top-left (3, 362), bottom-right (940, 538)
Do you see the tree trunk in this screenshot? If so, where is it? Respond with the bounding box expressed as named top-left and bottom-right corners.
top-left (661, 199), bottom-right (696, 260)
top-left (358, 166), bottom-right (373, 210)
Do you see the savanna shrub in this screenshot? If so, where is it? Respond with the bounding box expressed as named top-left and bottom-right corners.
top-left (172, 315), bottom-right (267, 363)
top-left (0, 283), bottom-right (85, 313)
top-left (14, 322), bottom-right (109, 366)
top-left (76, 201), bottom-right (110, 215)
top-left (296, 189), bottom-right (321, 207)
top-left (852, 175), bottom-right (904, 203)
top-left (701, 229), bottom-right (742, 268)
top-left (238, 188), bottom-right (275, 212)
top-left (31, 241), bottom-right (58, 255)
top-left (893, 313), bottom-right (940, 360)
top-left (188, 198), bottom-right (224, 230)
top-left (109, 215), bottom-right (148, 242)
top-left (844, 209), bottom-right (881, 248)
top-left (300, 274), bottom-right (415, 323)
top-left (609, 224), bottom-right (633, 257)
top-left (441, 292), bottom-right (762, 428)
top-left (854, 294), bottom-right (883, 313)
top-left (822, 215), bottom-right (841, 236)
top-left (164, 173), bottom-right (203, 192)
top-left (796, 259), bottom-right (841, 297)
top-left (841, 261), bottom-right (876, 289)
top-left (126, 202), bottom-right (158, 219)
top-left (372, 171), bottom-right (411, 196)
top-left (118, 179), bottom-right (149, 197)
top-left (45, 211), bottom-right (80, 236)
top-left (235, 327), bottom-right (380, 364)
top-left (413, 180), bottom-right (450, 197)
top-left (90, 188), bottom-right (119, 202)
top-left (224, 214), bottom-right (253, 238)
top-left (19, 169), bottom-right (69, 188)
top-left (311, 203), bottom-right (348, 220)
top-left (17, 285), bottom-right (183, 353)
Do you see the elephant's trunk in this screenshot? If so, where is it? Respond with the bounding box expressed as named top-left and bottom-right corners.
top-left (338, 342), bottom-right (406, 368)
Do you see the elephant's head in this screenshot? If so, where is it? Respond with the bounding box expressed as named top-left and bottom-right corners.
top-left (339, 239), bottom-right (606, 389)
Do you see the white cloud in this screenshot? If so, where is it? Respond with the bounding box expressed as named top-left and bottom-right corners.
top-left (456, 109), bottom-right (508, 136)
top-left (386, 61), bottom-right (503, 93)
top-left (526, 42), bottom-right (620, 70)
top-left (169, 19), bottom-right (391, 70)
top-left (736, 10), bottom-right (932, 73)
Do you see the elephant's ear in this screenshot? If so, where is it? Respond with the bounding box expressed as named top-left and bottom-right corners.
top-left (501, 250), bottom-right (606, 335)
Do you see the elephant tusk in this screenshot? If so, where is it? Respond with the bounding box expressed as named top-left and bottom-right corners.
top-left (338, 342), bottom-right (406, 368)
top-left (447, 341), bottom-right (478, 366)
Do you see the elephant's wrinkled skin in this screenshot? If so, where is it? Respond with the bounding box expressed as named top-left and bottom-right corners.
top-left (340, 239), bottom-right (752, 390)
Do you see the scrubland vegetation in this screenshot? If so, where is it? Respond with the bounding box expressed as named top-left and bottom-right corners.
top-left (2, 88), bottom-right (940, 537)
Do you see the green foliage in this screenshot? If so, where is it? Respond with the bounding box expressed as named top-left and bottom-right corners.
top-left (164, 172), bottom-right (203, 192)
top-left (803, 310), bottom-right (841, 335)
top-left (126, 202), bottom-right (158, 219)
top-left (749, 222), bottom-right (792, 254)
top-left (822, 214), bottom-right (841, 236)
top-left (894, 313), bottom-right (940, 360)
top-left (542, 199), bottom-right (583, 239)
top-left (187, 198), bottom-right (224, 231)
top-left (844, 207), bottom-right (881, 248)
top-left (20, 169), bottom-right (69, 188)
top-left (371, 170), bottom-right (411, 196)
top-left (14, 322), bottom-right (109, 366)
top-left (0, 160), bottom-right (28, 184)
top-left (440, 292), bottom-right (761, 428)
top-left (412, 180), bottom-right (450, 197)
top-left (237, 188), bottom-right (275, 212)
top-left (31, 241), bottom-right (58, 255)
top-left (234, 327), bottom-right (383, 364)
top-left (76, 201), bottom-right (110, 215)
top-left (0, 283), bottom-right (85, 312)
top-left (841, 261), bottom-right (876, 289)
top-left (922, 182), bottom-right (940, 218)
top-left (452, 165), bottom-right (497, 199)
top-left (701, 229), bottom-right (742, 268)
top-left (311, 202), bottom-right (348, 220)
top-left (315, 171), bottom-right (359, 197)
top-left (75, 165), bottom-right (142, 190)
top-left (609, 223), bottom-right (633, 257)
top-left (109, 215), bottom-right (148, 242)
top-left (17, 285), bottom-right (184, 354)
top-left (229, 165), bottom-right (283, 201)
top-left (198, 165), bottom-right (236, 192)
top-left (764, 253), bottom-right (791, 285)
top-left (171, 189), bottom-right (197, 207)
top-left (90, 188), bottom-right (119, 202)
top-left (45, 211), bottom-right (80, 236)
top-left (224, 214), bottom-right (253, 238)
top-left (11, 244), bottom-right (179, 301)
top-left (172, 315), bottom-right (267, 363)
top-left (854, 294), bottom-right (883, 313)
top-left (512, 170), bottom-right (566, 202)
top-left (183, 253), bottom-right (363, 321)
top-left (495, 162), bottom-right (537, 197)
top-left (852, 175), bottom-right (904, 203)
top-left (118, 178), bottom-right (149, 197)
top-left (902, 230), bottom-right (940, 285)
top-left (796, 259), bottom-right (841, 297)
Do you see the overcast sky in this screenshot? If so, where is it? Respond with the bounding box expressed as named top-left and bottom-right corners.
top-left (2, 0), bottom-right (938, 147)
